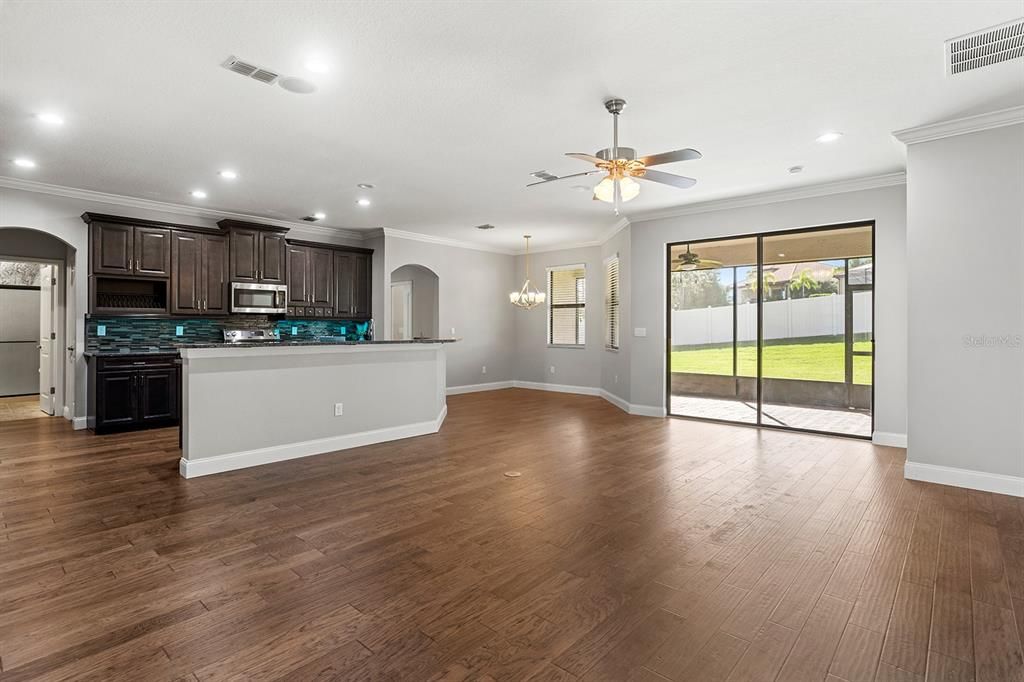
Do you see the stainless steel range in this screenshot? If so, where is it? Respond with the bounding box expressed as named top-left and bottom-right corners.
top-left (222, 328), bottom-right (281, 343)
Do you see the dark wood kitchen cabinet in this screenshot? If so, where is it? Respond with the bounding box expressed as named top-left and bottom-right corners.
top-left (220, 220), bottom-right (287, 284)
top-left (334, 251), bottom-right (372, 318)
top-left (88, 220), bottom-right (171, 278)
top-left (87, 354), bottom-right (179, 434)
top-left (286, 244), bottom-right (334, 316)
top-left (171, 231), bottom-right (229, 315)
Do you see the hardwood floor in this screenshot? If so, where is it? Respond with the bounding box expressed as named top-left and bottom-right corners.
top-left (0, 388), bottom-right (1021, 681)
top-left (0, 395), bottom-right (49, 422)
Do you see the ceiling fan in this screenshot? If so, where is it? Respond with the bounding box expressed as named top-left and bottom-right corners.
top-left (672, 244), bottom-right (722, 271)
top-left (528, 97), bottom-right (702, 212)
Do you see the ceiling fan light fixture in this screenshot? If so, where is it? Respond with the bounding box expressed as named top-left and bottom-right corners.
top-left (593, 177), bottom-right (616, 203)
top-left (619, 176), bottom-right (640, 202)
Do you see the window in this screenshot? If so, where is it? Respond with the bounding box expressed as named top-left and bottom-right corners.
top-left (605, 256), bottom-right (620, 350)
top-left (548, 264), bottom-right (586, 346)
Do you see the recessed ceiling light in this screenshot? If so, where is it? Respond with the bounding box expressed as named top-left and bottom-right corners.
top-left (190, 190), bottom-right (207, 199)
top-left (778, 253), bottom-right (786, 258)
top-left (304, 58), bottom-right (329, 74)
top-left (357, 183), bottom-right (375, 190)
top-left (356, 198), bottom-right (371, 207)
top-left (788, 165), bottom-right (803, 174)
top-left (313, 212), bottom-right (327, 220)
top-left (570, 185), bottom-right (590, 192)
top-left (816, 131), bottom-right (843, 143)
top-left (218, 169), bottom-right (238, 180)
top-left (12, 158), bottom-right (36, 168)
top-left (36, 112), bottom-right (64, 126)
top-left (278, 76), bottom-right (317, 94)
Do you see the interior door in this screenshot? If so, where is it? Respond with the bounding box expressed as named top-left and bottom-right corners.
top-left (38, 264), bottom-right (55, 414)
top-left (390, 280), bottom-right (413, 340)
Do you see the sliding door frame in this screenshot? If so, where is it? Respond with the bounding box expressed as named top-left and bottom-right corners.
top-left (665, 219), bottom-right (876, 440)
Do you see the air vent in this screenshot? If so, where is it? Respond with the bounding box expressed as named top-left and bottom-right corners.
top-left (221, 55), bottom-right (280, 85)
top-left (531, 171), bottom-right (558, 182)
top-left (475, 223), bottom-right (496, 230)
top-left (947, 18), bottom-right (1024, 75)
top-left (302, 215), bottom-right (319, 222)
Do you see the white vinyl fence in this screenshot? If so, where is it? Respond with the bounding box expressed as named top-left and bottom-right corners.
top-left (672, 291), bottom-right (872, 346)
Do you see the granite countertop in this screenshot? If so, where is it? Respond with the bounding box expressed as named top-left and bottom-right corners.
top-left (84, 338), bottom-right (458, 356)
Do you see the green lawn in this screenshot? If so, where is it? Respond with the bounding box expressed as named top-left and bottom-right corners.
top-left (671, 340), bottom-right (872, 385)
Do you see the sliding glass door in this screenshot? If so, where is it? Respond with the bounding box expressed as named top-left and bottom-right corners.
top-left (667, 223), bottom-right (874, 438)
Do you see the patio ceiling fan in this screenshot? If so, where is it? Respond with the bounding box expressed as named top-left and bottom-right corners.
top-left (672, 245), bottom-right (722, 271)
top-left (527, 98), bottom-right (702, 213)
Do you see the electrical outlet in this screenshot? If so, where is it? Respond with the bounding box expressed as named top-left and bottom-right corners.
top-left (615, 374), bottom-right (619, 384)
top-left (175, 325), bottom-right (184, 336)
top-left (97, 325), bottom-right (106, 336)
top-left (291, 326), bottom-right (298, 336)
top-left (549, 365), bottom-right (555, 374)
top-left (450, 327), bottom-right (456, 336)
top-left (334, 403), bottom-right (344, 417)
top-left (481, 365), bottom-right (487, 374)
top-left (634, 327), bottom-right (647, 337)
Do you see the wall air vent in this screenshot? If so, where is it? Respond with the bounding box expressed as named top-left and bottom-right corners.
top-left (947, 18), bottom-right (1024, 75)
top-left (221, 55), bottom-right (280, 85)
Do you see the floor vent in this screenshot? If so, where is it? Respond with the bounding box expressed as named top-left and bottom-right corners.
top-left (221, 55), bottom-right (280, 85)
top-left (947, 18), bottom-right (1024, 75)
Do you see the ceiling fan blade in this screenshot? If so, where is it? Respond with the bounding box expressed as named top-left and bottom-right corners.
top-left (639, 148), bottom-right (702, 166)
top-left (698, 259), bottom-right (723, 268)
top-left (526, 170), bottom-right (601, 187)
top-left (639, 169), bottom-right (697, 189)
top-left (565, 152), bottom-right (605, 165)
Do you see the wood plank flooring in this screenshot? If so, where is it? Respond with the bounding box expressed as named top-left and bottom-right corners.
top-left (0, 388), bottom-right (1022, 681)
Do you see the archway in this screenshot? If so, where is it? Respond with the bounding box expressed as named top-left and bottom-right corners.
top-left (389, 264), bottom-right (439, 340)
top-left (0, 227), bottom-right (77, 422)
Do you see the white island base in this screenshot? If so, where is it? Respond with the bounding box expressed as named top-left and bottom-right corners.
top-left (178, 343), bottom-right (449, 478)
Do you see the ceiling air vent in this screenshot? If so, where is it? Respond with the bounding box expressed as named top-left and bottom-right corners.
top-left (221, 55), bottom-right (280, 85)
top-left (947, 18), bottom-right (1024, 75)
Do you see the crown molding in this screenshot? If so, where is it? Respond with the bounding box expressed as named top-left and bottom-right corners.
top-left (0, 176), bottom-right (368, 240)
top-left (893, 106), bottom-right (1024, 145)
top-left (626, 172), bottom-right (906, 224)
top-left (381, 227), bottom-right (515, 255)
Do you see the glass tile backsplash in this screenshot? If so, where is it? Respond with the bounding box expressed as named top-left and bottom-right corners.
top-left (85, 316), bottom-right (372, 352)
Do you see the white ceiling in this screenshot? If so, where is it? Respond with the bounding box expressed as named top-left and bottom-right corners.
top-left (1, 1), bottom-right (1022, 251)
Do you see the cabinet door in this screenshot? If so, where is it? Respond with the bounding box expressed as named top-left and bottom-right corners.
top-left (351, 253), bottom-right (371, 317)
top-left (137, 369), bottom-right (178, 423)
top-left (287, 246), bottom-right (309, 306)
top-left (91, 223), bottom-right (133, 275)
top-left (259, 232), bottom-right (287, 284)
top-left (333, 252), bottom-right (353, 316)
top-left (170, 232), bottom-right (202, 315)
top-left (95, 372), bottom-right (136, 428)
top-left (134, 227), bottom-right (171, 277)
top-left (310, 248), bottom-right (334, 308)
top-left (230, 228), bottom-right (260, 282)
top-left (203, 234), bottom-right (230, 314)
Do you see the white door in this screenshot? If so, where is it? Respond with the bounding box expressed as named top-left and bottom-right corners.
top-left (390, 281), bottom-right (413, 340)
top-left (38, 265), bottom-right (55, 415)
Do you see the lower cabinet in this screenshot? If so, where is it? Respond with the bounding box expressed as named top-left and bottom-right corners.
top-left (88, 355), bottom-right (180, 434)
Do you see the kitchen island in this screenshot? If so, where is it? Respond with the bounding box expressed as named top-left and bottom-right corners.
top-left (177, 339), bottom-right (456, 478)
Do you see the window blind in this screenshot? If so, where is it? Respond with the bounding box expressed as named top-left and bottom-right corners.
top-left (605, 257), bottom-right (620, 350)
top-left (548, 265), bottom-right (586, 346)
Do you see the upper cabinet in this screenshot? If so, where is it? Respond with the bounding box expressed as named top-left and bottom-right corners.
top-left (334, 251), bottom-right (372, 318)
top-left (286, 244), bottom-right (335, 317)
top-left (89, 220), bottom-right (170, 278)
top-left (219, 220), bottom-right (287, 284)
top-left (170, 231), bottom-right (229, 315)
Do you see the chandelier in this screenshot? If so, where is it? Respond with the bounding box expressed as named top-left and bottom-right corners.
top-left (509, 235), bottom-right (545, 309)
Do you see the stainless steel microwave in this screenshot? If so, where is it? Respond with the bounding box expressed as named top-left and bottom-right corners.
top-left (230, 282), bottom-right (288, 314)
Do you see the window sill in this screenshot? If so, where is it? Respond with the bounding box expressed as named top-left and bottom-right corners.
top-left (547, 344), bottom-right (585, 350)
top-left (604, 346), bottom-right (620, 353)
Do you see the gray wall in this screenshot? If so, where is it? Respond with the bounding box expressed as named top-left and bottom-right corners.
top-left (906, 123), bottom-right (1024, 479)
top-left (601, 225), bottom-right (631, 403)
top-left (626, 184), bottom-right (908, 439)
top-left (513, 244), bottom-right (605, 389)
top-left (390, 264), bottom-right (439, 339)
top-left (384, 235), bottom-right (516, 388)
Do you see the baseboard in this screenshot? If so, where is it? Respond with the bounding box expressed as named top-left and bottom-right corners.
top-left (599, 389), bottom-right (630, 413)
top-left (872, 431), bottom-right (908, 448)
top-left (629, 404), bottom-right (667, 417)
top-left (511, 380), bottom-right (601, 396)
top-left (180, 405), bottom-right (448, 478)
top-left (447, 381), bottom-right (514, 395)
top-left (72, 416), bottom-right (88, 430)
top-left (905, 461), bottom-right (1024, 497)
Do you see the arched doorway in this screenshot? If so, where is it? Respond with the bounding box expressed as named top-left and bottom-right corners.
top-left (389, 264), bottom-right (439, 340)
top-left (0, 227), bottom-right (76, 421)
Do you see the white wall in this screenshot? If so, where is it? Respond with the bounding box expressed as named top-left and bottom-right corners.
top-left (384, 235), bottom-right (516, 388)
top-left (513, 244), bottom-right (604, 389)
top-left (627, 184), bottom-right (908, 438)
top-left (905, 122), bottom-right (1024, 483)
